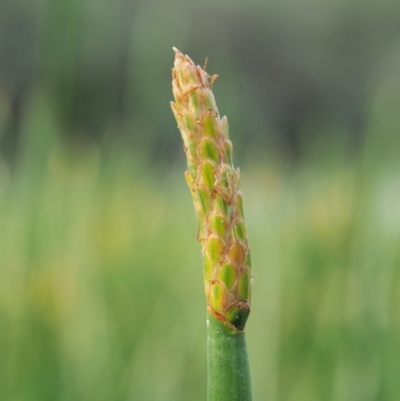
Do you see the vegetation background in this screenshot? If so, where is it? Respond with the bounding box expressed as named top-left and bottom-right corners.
top-left (1, 0), bottom-right (400, 400)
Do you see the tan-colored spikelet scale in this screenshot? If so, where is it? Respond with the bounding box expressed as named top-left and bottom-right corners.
top-left (171, 48), bottom-right (252, 332)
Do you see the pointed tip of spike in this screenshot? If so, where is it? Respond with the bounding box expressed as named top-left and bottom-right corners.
top-left (172, 47), bottom-right (196, 68)
top-left (173, 47), bottom-right (184, 59)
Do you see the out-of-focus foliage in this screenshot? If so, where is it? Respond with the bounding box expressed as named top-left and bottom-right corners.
top-left (0, 77), bottom-right (400, 400)
top-left (1, 0), bottom-right (400, 400)
top-left (1, 0), bottom-right (400, 163)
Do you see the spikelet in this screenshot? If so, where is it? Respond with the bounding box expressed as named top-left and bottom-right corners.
top-left (171, 48), bottom-right (251, 332)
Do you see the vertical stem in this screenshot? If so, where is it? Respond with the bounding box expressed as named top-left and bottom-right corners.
top-left (207, 312), bottom-right (252, 401)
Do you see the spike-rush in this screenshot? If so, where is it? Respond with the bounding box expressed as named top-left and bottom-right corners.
top-left (170, 48), bottom-right (252, 333)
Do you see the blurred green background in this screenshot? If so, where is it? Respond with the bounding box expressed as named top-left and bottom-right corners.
top-left (1, 0), bottom-right (400, 400)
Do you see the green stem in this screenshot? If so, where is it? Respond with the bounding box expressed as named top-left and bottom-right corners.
top-left (207, 312), bottom-right (252, 401)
